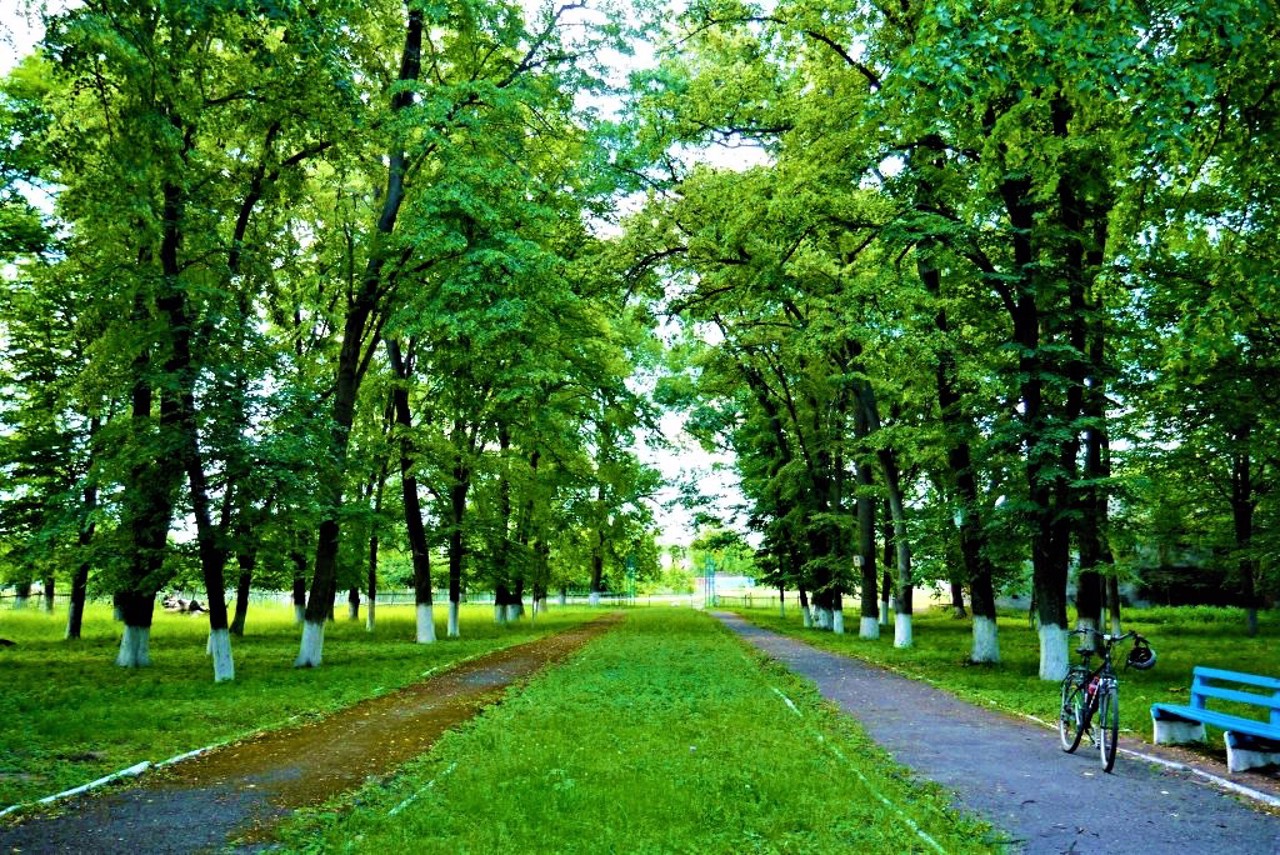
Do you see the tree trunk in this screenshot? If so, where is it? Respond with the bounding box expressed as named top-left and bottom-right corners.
top-left (291, 553), bottom-right (307, 625)
top-left (919, 250), bottom-right (1000, 661)
top-left (367, 520), bottom-right (380, 634)
top-left (66, 458), bottom-right (98, 641)
top-left (1001, 173), bottom-right (1072, 681)
top-left (229, 548), bottom-right (255, 637)
top-left (1106, 576), bottom-right (1123, 635)
top-left (1231, 443), bottom-right (1260, 637)
top-left (297, 6), bottom-right (423, 668)
top-left (347, 587), bottom-right (360, 620)
top-left (856, 382), bottom-right (913, 647)
top-left (41, 577), bottom-right (55, 612)
top-left (115, 591), bottom-right (156, 668)
top-left (448, 454), bottom-right (469, 638)
top-left (386, 338), bottom-right (433, 641)
top-left (117, 322), bottom-right (179, 668)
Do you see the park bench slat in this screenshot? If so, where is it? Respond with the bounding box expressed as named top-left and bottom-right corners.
top-left (1189, 684), bottom-right (1280, 711)
top-left (1191, 666), bottom-right (1280, 692)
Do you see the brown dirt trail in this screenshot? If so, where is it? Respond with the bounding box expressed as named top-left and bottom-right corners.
top-left (0, 614), bottom-right (620, 854)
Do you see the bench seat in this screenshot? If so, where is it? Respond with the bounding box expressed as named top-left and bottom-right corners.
top-left (1151, 666), bottom-right (1280, 773)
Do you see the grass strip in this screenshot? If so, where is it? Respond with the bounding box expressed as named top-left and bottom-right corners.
top-left (274, 608), bottom-right (996, 854)
top-left (726, 604), bottom-right (1279, 750)
top-left (0, 602), bottom-right (593, 807)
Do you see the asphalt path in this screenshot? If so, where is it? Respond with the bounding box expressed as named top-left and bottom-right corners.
top-left (714, 612), bottom-right (1280, 855)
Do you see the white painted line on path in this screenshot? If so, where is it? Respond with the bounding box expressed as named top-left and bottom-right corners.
top-left (768, 686), bottom-right (948, 855)
top-left (388, 761), bottom-right (458, 816)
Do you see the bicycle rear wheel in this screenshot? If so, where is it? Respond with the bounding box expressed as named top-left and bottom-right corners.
top-left (1059, 670), bottom-right (1087, 753)
top-left (1098, 687), bottom-right (1120, 772)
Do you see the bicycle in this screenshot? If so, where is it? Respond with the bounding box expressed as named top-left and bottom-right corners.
top-left (1057, 628), bottom-right (1156, 772)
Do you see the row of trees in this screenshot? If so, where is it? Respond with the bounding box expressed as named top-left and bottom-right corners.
top-left (3, 0), bottom-right (1277, 687)
top-left (0, 0), bottom-right (664, 680)
top-left (624, 0), bottom-right (1279, 678)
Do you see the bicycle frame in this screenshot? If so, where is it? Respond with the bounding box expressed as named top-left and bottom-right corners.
top-left (1059, 629), bottom-right (1138, 772)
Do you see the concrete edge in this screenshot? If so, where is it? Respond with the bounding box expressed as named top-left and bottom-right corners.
top-left (1014, 711), bottom-right (1280, 809)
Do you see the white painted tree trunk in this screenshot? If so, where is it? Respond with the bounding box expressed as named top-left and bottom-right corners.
top-left (208, 628), bottom-right (234, 682)
top-left (832, 609), bottom-right (845, 635)
top-left (65, 602), bottom-right (83, 640)
top-left (113, 604), bottom-right (124, 622)
top-left (347, 600), bottom-right (359, 620)
top-left (878, 600), bottom-right (889, 626)
top-left (779, 600), bottom-right (786, 618)
top-left (494, 604), bottom-right (507, 625)
top-left (447, 601), bottom-right (460, 638)
top-left (801, 606), bottom-right (812, 628)
top-left (558, 591), bottom-right (567, 606)
top-left (860, 616), bottom-right (880, 640)
top-left (1038, 623), bottom-right (1069, 681)
top-left (366, 600), bottom-right (376, 633)
top-left (416, 604), bottom-right (436, 643)
top-left (506, 604), bottom-right (520, 623)
top-left (535, 596), bottom-right (548, 614)
top-left (971, 616), bottom-right (1000, 664)
top-left (1110, 613), bottom-right (1123, 636)
top-left (293, 604), bottom-right (306, 625)
top-left (13, 595), bottom-right (28, 610)
top-left (894, 613), bottom-right (913, 648)
top-left (294, 620), bottom-right (324, 668)
top-left (115, 625), bottom-right (152, 668)
top-left (589, 591), bottom-right (601, 607)
top-left (1075, 616), bottom-right (1098, 651)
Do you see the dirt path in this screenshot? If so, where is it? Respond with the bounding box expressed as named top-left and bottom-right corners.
top-left (714, 612), bottom-right (1280, 855)
top-left (0, 615), bottom-right (620, 854)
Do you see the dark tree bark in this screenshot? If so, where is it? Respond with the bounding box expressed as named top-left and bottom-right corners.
top-left (65, 455), bottom-right (97, 641)
top-left (229, 545), bottom-right (256, 636)
top-left (297, 6), bottom-right (423, 666)
top-left (291, 551), bottom-right (307, 624)
top-left (1230, 436), bottom-right (1260, 637)
top-left (386, 339), bottom-right (433, 617)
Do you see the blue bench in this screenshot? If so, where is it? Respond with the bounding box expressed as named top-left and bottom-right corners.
top-left (1151, 666), bottom-right (1280, 772)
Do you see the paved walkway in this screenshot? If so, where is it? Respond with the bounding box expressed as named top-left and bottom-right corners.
top-left (714, 612), bottom-right (1279, 855)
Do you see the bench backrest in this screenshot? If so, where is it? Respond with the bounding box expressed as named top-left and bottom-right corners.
top-left (1190, 666), bottom-right (1280, 726)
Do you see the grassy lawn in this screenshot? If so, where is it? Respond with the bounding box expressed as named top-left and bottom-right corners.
top-left (0, 601), bottom-right (594, 808)
top-left (725, 602), bottom-right (1280, 754)
top-left (274, 608), bottom-right (995, 855)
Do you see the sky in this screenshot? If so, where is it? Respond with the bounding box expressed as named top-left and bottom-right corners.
top-left (0, 1), bottom-right (759, 548)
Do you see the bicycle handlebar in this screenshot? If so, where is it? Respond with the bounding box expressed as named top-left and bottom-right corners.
top-left (1067, 628), bottom-right (1148, 645)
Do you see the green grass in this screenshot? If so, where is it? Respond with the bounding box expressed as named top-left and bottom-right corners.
top-left (274, 608), bottom-right (996, 855)
top-left (726, 603), bottom-right (1280, 754)
top-left (0, 601), bottom-right (593, 808)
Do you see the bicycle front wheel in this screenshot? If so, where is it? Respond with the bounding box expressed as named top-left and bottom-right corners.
top-left (1098, 687), bottom-right (1120, 772)
top-left (1059, 670), bottom-right (1087, 753)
